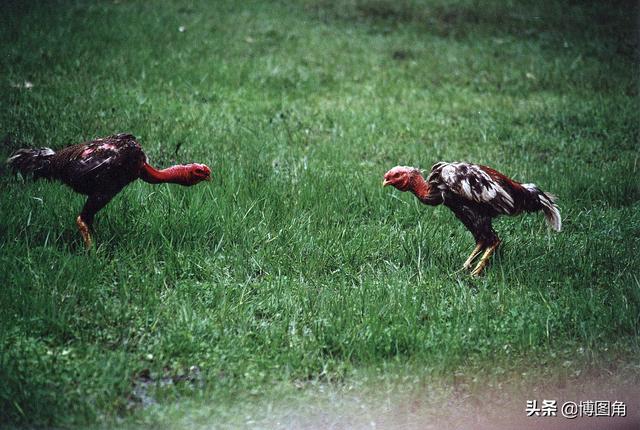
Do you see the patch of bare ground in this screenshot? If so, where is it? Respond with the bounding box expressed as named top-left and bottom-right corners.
top-left (182, 367), bottom-right (639, 430)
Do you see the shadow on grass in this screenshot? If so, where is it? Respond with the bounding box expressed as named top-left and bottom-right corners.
top-left (306, 0), bottom-right (638, 59)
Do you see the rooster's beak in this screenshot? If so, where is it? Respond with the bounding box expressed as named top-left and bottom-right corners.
top-left (382, 179), bottom-right (390, 187)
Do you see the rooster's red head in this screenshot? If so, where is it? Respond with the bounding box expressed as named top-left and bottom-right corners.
top-left (186, 163), bottom-right (211, 184)
top-left (383, 166), bottom-right (421, 192)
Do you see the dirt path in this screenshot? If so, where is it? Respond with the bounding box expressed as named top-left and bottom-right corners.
top-left (147, 369), bottom-right (639, 430)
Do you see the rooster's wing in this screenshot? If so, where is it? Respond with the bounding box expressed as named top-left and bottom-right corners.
top-left (52, 134), bottom-right (145, 195)
top-left (428, 162), bottom-right (517, 215)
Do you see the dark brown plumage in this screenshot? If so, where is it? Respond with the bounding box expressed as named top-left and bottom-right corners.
top-left (7, 133), bottom-right (211, 247)
top-left (384, 162), bottom-right (561, 275)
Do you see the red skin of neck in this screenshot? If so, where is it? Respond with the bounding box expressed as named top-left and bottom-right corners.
top-left (141, 163), bottom-right (194, 186)
top-left (409, 173), bottom-right (432, 202)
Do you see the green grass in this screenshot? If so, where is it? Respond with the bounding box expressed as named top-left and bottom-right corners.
top-left (1, 0), bottom-right (639, 427)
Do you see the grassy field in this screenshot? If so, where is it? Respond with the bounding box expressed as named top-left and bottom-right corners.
top-left (1, 0), bottom-right (639, 427)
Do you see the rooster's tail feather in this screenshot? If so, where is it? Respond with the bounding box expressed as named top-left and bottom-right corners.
top-left (539, 192), bottom-right (561, 232)
top-left (7, 148), bottom-right (55, 179)
top-left (540, 192), bottom-right (562, 231)
top-left (522, 183), bottom-right (561, 232)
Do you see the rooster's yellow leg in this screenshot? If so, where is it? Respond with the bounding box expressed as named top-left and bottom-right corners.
top-left (76, 216), bottom-right (92, 248)
top-left (470, 240), bottom-right (500, 277)
top-left (462, 243), bottom-right (484, 270)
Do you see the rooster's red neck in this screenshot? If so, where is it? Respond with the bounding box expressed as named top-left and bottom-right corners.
top-left (410, 173), bottom-right (432, 203)
top-left (141, 162), bottom-right (192, 185)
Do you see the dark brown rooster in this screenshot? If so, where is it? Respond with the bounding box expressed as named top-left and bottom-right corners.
top-left (383, 162), bottom-right (561, 276)
top-left (7, 133), bottom-right (211, 247)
